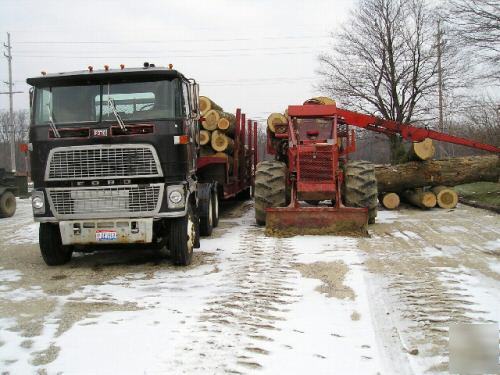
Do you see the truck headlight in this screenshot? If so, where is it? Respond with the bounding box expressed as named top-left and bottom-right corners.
top-left (166, 185), bottom-right (185, 209)
top-left (169, 190), bottom-right (183, 204)
top-left (31, 191), bottom-right (46, 214)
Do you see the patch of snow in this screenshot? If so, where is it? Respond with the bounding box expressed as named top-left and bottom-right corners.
top-left (438, 267), bottom-right (499, 323)
top-left (8, 222), bottom-right (39, 245)
top-left (401, 231), bottom-right (421, 240)
top-left (0, 269), bottom-right (22, 282)
top-left (376, 210), bottom-right (400, 224)
top-left (438, 225), bottom-right (468, 233)
top-left (484, 239), bottom-right (500, 252)
top-left (291, 235), bottom-right (360, 264)
top-left (391, 231), bottom-right (410, 240)
top-left (422, 246), bottom-right (443, 258)
top-left (0, 287), bottom-right (46, 302)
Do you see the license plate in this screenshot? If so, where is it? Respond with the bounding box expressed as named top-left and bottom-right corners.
top-left (96, 230), bottom-right (117, 241)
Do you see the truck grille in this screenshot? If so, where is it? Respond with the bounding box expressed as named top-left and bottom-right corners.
top-left (298, 151), bottom-right (334, 182)
top-left (46, 184), bottom-right (163, 219)
top-left (45, 144), bottom-right (162, 181)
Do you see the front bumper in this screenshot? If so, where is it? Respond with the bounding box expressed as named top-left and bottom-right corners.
top-left (59, 218), bottom-right (153, 245)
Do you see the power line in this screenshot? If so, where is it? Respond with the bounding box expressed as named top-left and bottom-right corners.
top-left (14, 46), bottom-right (320, 54)
top-left (14, 35), bottom-right (329, 44)
top-left (12, 51), bottom-right (321, 59)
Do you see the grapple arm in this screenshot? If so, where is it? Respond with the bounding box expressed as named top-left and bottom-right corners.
top-left (336, 108), bottom-right (500, 154)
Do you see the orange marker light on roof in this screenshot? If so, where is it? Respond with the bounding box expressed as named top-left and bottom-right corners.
top-left (88, 66), bottom-right (93, 72)
top-left (168, 64), bottom-right (173, 70)
top-left (120, 64), bottom-right (125, 70)
top-left (104, 65), bottom-right (109, 71)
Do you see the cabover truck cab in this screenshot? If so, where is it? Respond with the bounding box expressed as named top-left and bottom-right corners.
top-left (27, 65), bottom-right (211, 266)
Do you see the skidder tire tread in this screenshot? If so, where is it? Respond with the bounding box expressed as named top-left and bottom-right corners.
top-left (39, 223), bottom-right (73, 266)
top-left (254, 160), bottom-right (287, 225)
top-left (343, 160), bottom-right (378, 224)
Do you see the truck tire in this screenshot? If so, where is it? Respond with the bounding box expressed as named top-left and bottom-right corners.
top-left (39, 223), bottom-right (73, 266)
top-left (343, 160), bottom-right (378, 224)
top-left (0, 191), bottom-right (16, 218)
top-left (169, 202), bottom-right (196, 266)
top-left (198, 183), bottom-right (213, 236)
top-left (254, 160), bottom-right (287, 226)
top-left (212, 185), bottom-right (219, 228)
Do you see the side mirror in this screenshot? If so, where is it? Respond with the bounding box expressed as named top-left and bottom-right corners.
top-left (29, 88), bottom-right (34, 109)
top-left (188, 79), bottom-right (200, 118)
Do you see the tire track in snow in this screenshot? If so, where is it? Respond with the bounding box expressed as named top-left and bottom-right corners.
top-left (363, 207), bottom-right (499, 372)
top-left (178, 223), bottom-right (299, 373)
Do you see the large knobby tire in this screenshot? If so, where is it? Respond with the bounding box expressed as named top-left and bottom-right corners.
top-left (0, 191), bottom-right (16, 218)
top-left (254, 160), bottom-right (287, 226)
top-left (198, 183), bottom-right (213, 237)
top-left (343, 160), bottom-right (378, 224)
top-left (169, 202), bottom-right (196, 266)
top-left (39, 223), bottom-right (73, 266)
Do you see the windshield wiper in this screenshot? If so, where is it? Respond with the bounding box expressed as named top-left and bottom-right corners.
top-left (46, 103), bottom-right (60, 138)
top-left (107, 97), bottom-right (127, 132)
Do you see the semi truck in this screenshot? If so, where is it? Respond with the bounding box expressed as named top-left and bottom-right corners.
top-left (26, 64), bottom-right (257, 266)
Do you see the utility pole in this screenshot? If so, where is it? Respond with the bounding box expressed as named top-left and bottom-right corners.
top-left (1, 33), bottom-right (22, 172)
top-left (436, 20), bottom-right (444, 133)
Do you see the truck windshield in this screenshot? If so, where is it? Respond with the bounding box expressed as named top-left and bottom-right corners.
top-left (34, 79), bottom-right (182, 124)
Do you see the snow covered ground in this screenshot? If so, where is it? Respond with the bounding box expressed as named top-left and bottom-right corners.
top-left (0, 199), bottom-right (498, 374)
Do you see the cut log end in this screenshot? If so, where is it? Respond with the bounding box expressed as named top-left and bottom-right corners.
top-left (379, 192), bottom-right (400, 210)
top-left (211, 130), bottom-right (234, 154)
top-left (410, 138), bottom-right (435, 161)
top-left (217, 112), bottom-right (236, 135)
top-left (199, 130), bottom-right (210, 146)
top-left (431, 186), bottom-right (458, 209)
top-left (199, 96), bottom-right (222, 116)
top-left (218, 118), bottom-right (231, 130)
top-left (202, 109), bottom-right (221, 131)
top-left (267, 113), bottom-right (287, 133)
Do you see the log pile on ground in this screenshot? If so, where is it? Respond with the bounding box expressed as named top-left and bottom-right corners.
top-left (375, 153), bottom-right (499, 210)
top-left (198, 96), bottom-right (240, 175)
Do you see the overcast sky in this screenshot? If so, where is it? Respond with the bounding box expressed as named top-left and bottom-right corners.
top-left (0, 0), bottom-right (354, 124)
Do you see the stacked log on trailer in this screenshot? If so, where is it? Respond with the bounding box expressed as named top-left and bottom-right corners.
top-left (199, 96), bottom-right (233, 154)
top-left (376, 150), bottom-right (499, 210)
top-left (198, 96), bottom-right (248, 177)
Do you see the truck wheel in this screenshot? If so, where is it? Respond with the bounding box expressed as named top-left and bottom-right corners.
top-left (0, 191), bottom-right (16, 218)
top-left (343, 160), bottom-right (378, 224)
top-left (39, 223), bottom-right (73, 266)
top-left (212, 186), bottom-right (219, 228)
top-left (198, 183), bottom-right (213, 236)
top-left (169, 202), bottom-right (195, 266)
top-left (254, 160), bottom-right (287, 226)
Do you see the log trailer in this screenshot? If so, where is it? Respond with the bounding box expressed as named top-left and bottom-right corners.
top-left (256, 100), bottom-right (500, 236)
top-left (26, 64), bottom-right (257, 266)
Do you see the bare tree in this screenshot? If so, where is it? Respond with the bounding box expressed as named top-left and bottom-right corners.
top-left (318, 0), bottom-right (440, 163)
top-left (445, 0), bottom-right (500, 81)
top-left (0, 109), bottom-right (29, 143)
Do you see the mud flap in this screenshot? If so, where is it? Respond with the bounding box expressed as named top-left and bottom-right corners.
top-left (265, 207), bottom-right (369, 237)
